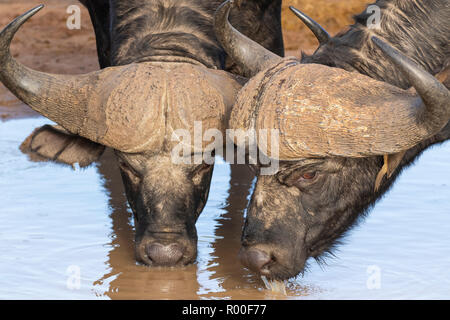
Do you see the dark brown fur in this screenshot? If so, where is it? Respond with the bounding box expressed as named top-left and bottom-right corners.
top-left (241, 0), bottom-right (450, 280)
top-left (83, 0), bottom-right (284, 71)
top-left (302, 0), bottom-right (449, 88)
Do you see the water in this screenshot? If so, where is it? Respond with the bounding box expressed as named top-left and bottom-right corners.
top-left (0, 116), bottom-right (449, 299)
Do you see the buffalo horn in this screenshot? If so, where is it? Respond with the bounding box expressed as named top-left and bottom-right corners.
top-left (289, 6), bottom-right (330, 46)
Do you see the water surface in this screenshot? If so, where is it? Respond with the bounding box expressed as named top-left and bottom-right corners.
top-left (1, 117), bottom-right (449, 299)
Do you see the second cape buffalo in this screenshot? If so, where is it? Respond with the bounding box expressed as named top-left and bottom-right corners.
top-left (215, 0), bottom-right (450, 280)
top-left (0, 0), bottom-right (283, 267)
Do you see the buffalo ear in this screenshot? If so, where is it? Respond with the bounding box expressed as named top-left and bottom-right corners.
top-left (20, 125), bottom-right (105, 168)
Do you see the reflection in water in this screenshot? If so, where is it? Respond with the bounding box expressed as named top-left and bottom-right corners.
top-left (199, 164), bottom-right (309, 299)
top-left (202, 164), bottom-right (256, 298)
top-left (92, 150), bottom-right (298, 299)
top-left (92, 149), bottom-right (201, 299)
top-left (1, 117), bottom-right (449, 299)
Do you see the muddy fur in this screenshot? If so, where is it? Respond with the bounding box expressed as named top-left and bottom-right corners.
top-left (116, 152), bottom-right (214, 266)
top-left (82, 0), bottom-right (284, 72)
top-left (246, 130), bottom-right (449, 279)
top-left (241, 0), bottom-right (450, 280)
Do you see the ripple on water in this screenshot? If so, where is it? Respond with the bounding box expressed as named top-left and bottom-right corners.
top-left (0, 117), bottom-right (449, 299)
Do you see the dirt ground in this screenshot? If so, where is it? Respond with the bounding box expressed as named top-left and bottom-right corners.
top-left (0, 0), bottom-right (371, 119)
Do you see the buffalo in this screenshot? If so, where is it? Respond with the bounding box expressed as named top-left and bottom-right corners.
top-left (214, 0), bottom-right (450, 280)
top-left (0, 0), bottom-right (283, 268)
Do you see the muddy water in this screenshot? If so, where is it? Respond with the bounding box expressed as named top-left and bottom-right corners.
top-left (1, 116), bottom-right (449, 299)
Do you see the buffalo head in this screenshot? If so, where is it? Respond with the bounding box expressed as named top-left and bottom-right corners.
top-left (215, 0), bottom-right (450, 280)
top-left (0, 6), bottom-right (242, 267)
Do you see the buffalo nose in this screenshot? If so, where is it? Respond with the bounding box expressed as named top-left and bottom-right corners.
top-left (239, 248), bottom-right (272, 275)
top-left (146, 242), bottom-right (184, 266)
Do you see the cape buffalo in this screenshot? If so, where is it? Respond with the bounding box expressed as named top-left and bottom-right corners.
top-left (215, 0), bottom-right (450, 280)
top-left (0, 0), bottom-right (283, 268)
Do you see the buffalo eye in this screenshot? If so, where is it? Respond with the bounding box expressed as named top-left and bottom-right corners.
top-left (293, 172), bottom-right (319, 189)
top-left (300, 172), bottom-right (316, 180)
top-left (278, 169), bottom-right (320, 190)
top-left (292, 172), bottom-right (318, 190)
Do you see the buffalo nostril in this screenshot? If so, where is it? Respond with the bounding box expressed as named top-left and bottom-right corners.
top-left (239, 248), bottom-right (272, 274)
top-left (146, 242), bottom-right (184, 266)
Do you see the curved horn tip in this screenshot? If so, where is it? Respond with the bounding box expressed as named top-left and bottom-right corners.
top-left (289, 6), bottom-right (330, 45)
top-left (0, 5), bottom-right (44, 54)
top-left (215, 0), bottom-right (282, 77)
top-left (216, 0), bottom-right (234, 20)
top-left (2, 4), bottom-right (44, 33)
top-left (219, 0), bottom-right (235, 11)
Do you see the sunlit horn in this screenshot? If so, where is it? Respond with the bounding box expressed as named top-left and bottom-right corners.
top-left (289, 6), bottom-right (330, 46)
top-left (214, 0), bottom-right (282, 77)
top-left (372, 36), bottom-right (450, 133)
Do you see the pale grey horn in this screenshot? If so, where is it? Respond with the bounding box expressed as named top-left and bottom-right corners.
top-left (0, 6), bottom-right (153, 152)
top-left (0, 5), bottom-right (98, 136)
top-left (372, 36), bottom-right (450, 135)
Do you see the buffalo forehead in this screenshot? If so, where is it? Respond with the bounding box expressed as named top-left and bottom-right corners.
top-left (230, 59), bottom-right (417, 159)
top-left (256, 63), bottom-right (417, 159)
top-left (102, 62), bottom-right (227, 153)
